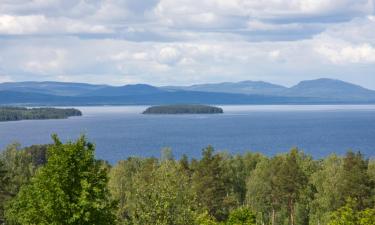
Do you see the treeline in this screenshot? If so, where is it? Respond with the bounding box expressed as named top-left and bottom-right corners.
top-left (0, 136), bottom-right (374, 225)
top-left (143, 104), bottom-right (224, 114)
top-left (0, 107), bottom-right (82, 121)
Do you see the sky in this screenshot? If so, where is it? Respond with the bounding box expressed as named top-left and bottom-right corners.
top-left (0, 0), bottom-right (375, 88)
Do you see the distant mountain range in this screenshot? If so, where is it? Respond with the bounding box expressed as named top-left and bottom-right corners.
top-left (1, 78), bottom-right (375, 105)
top-left (165, 78), bottom-right (375, 101)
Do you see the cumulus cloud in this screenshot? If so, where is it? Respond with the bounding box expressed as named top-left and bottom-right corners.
top-left (157, 47), bottom-right (182, 65)
top-left (315, 41), bottom-right (375, 64)
top-left (0, 15), bottom-right (111, 35)
top-left (0, 0), bottom-right (375, 88)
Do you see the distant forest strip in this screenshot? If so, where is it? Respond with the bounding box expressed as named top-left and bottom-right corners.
top-left (0, 107), bottom-right (82, 121)
top-left (143, 104), bottom-right (224, 114)
top-left (0, 137), bottom-right (374, 225)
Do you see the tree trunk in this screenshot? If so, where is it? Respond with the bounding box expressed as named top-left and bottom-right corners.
top-left (271, 208), bottom-right (276, 225)
top-left (289, 199), bottom-right (295, 225)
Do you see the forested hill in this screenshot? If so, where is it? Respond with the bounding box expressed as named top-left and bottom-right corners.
top-left (0, 107), bottom-right (82, 122)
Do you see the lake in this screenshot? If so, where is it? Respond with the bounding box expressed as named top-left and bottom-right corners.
top-left (0, 105), bottom-right (374, 163)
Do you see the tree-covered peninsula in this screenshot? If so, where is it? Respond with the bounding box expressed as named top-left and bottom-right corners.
top-left (143, 104), bottom-right (224, 114)
top-left (0, 107), bottom-right (82, 122)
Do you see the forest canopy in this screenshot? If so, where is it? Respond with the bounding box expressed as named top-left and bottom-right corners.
top-left (0, 136), bottom-right (374, 225)
top-left (0, 107), bottom-right (82, 122)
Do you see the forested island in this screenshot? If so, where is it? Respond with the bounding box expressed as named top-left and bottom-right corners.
top-left (0, 136), bottom-right (374, 225)
top-left (143, 104), bottom-right (224, 114)
top-left (0, 107), bottom-right (82, 122)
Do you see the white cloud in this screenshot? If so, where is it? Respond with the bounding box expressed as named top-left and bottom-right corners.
top-left (22, 48), bottom-right (67, 74)
top-left (157, 47), bottom-right (182, 65)
top-left (247, 20), bottom-right (303, 31)
top-left (315, 41), bottom-right (375, 64)
top-left (0, 0), bottom-right (375, 88)
top-left (312, 15), bottom-right (375, 64)
top-left (241, 0), bottom-right (373, 19)
top-left (0, 15), bottom-right (111, 35)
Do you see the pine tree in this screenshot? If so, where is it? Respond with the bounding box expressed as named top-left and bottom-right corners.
top-left (192, 146), bottom-right (229, 221)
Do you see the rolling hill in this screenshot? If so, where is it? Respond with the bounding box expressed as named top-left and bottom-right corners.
top-left (0, 81), bottom-right (106, 96)
top-left (282, 78), bottom-right (375, 100)
top-left (0, 78), bottom-right (374, 105)
top-left (163, 81), bottom-right (286, 95)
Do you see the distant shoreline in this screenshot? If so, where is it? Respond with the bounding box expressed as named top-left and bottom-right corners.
top-left (3, 102), bottom-right (375, 107)
top-left (143, 105), bottom-right (224, 114)
top-left (0, 107), bottom-right (82, 122)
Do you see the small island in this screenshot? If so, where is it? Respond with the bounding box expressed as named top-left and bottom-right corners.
top-left (143, 104), bottom-right (224, 114)
top-left (0, 107), bottom-right (82, 122)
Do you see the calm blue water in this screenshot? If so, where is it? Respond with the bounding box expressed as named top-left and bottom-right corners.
top-left (0, 105), bottom-right (374, 163)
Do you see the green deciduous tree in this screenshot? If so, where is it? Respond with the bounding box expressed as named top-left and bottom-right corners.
top-left (5, 135), bottom-right (116, 225)
top-left (310, 155), bottom-right (344, 225)
top-left (328, 198), bottom-right (375, 225)
top-left (358, 208), bottom-right (375, 225)
top-left (126, 160), bottom-right (196, 225)
top-left (246, 149), bottom-right (308, 225)
top-left (0, 143), bottom-right (37, 197)
top-left (195, 211), bottom-right (219, 225)
top-left (0, 143), bottom-right (46, 224)
top-left (108, 157), bottom-right (147, 223)
top-left (226, 207), bottom-right (256, 225)
top-left (246, 157), bottom-right (277, 225)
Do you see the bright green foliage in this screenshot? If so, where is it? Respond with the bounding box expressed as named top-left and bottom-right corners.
top-left (246, 149), bottom-right (308, 225)
top-left (310, 152), bottom-right (374, 225)
top-left (1, 136), bottom-right (375, 225)
top-left (5, 135), bottom-right (116, 225)
top-left (108, 157), bottom-right (144, 222)
top-left (293, 152), bottom-right (318, 225)
top-left (358, 208), bottom-right (375, 225)
top-left (195, 211), bottom-right (219, 225)
top-left (246, 158), bottom-right (276, 225)
top-left (310, 155), bottom-right (344, 225)
top-left (126, 160), bottom-right (196, 225)
top-left (226, 207), bottom-right (256, 225)
top-left (328, 199), bottom-right (357, 225)
top-left (328, 199), bottom-right (375, 225)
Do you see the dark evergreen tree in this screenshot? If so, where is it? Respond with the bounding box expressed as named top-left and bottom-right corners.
top-left (192, 146), bottom-right (229, 221)
top-left (340, 151), bottom-right (373, 209)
